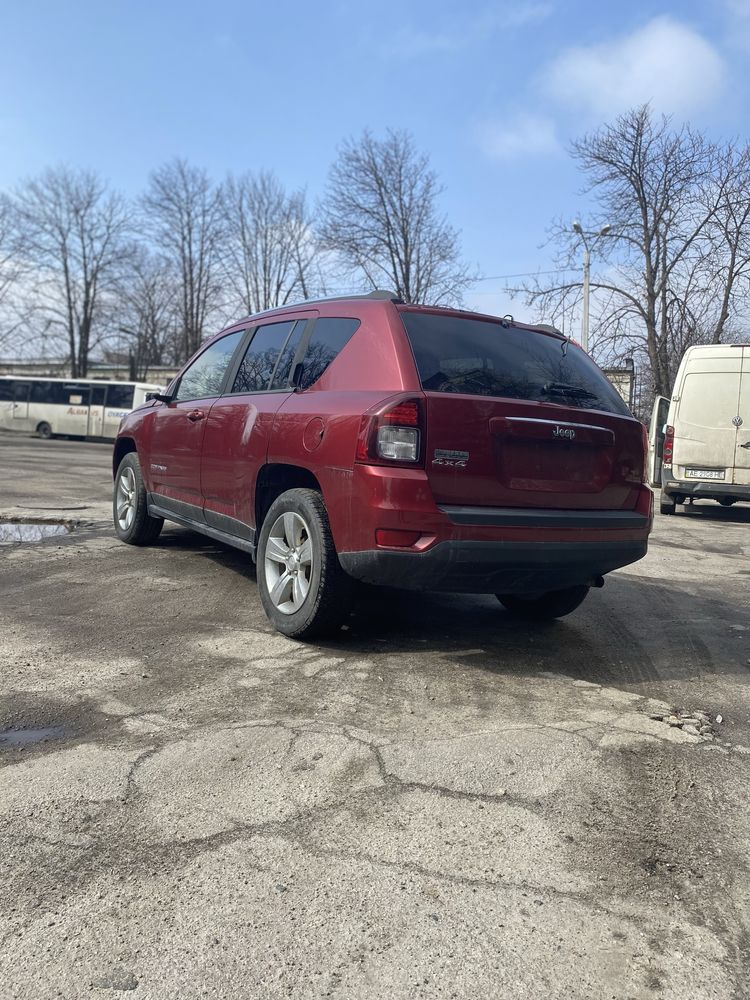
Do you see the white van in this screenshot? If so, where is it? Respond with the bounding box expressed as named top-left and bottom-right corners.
top-left (648, 344), bottom-right (750, 514)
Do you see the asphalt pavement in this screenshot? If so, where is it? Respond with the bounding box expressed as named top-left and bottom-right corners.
top-left (1, 433), bottom-right (749, 1000)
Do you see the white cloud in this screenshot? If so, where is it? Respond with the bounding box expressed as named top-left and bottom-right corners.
top-left (477, 113), bottom-right (560, 161)
top-left (384, 3), bottom-right (552, 57)
top-left (543, 17), bottom-right (725, 118)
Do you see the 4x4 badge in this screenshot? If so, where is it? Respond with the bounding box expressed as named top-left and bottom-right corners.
top-left (433, 448), bottom-right (469, 468)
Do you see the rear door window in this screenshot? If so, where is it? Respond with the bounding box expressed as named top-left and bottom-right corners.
top-left (232, 321), bottom-right (296, 393)
top-left (298, 318), bottom-right (360, 390)
top-left (400, 311), bottom-right (630, 416)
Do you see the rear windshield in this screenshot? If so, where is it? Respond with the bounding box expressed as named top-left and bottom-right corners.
top-left (400, 311), bottom-right (630, 416)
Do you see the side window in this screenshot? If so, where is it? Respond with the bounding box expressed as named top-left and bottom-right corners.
top-left (90, 385), bottom-right (107, 406)
top-left (0, 381), bottom-right (14, 402)
top-left (298, 318), bottom-right (360, 390)
top-left (232, 321), bottom-right (296, 394)
top-left (30, 382), bottom-right (53, 403)
top-left (269, 320), bottom-right (307, 390)
top-left (175, 330), bottom-right (244, 402)
top-left (106, 385), bottom-right (135, 409)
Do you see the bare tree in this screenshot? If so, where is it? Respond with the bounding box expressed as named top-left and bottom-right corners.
top-left (0, 194), bottom-right (28, 353)
top-left (142, 159), bottom-right (224, 361)
top-left (319, 129), bottom-right (474, 305)
top-left (117, 247), bottom-right (180, 379)
top-left (10, 167), bottom-right (131, 375)
top-left (527, 107), bottom-right (750, 397)
top-left (221, 171), bottom-right (319, 314)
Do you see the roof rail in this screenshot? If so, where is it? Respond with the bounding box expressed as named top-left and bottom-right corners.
top-left (293, 289), bottom-right (404, 306)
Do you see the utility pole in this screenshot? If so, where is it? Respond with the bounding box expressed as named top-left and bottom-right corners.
top-left (572, 221), bottom-right (611, 354)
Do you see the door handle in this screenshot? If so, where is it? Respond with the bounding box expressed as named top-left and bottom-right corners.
top-left (187, 409), bottom-right (205, 422)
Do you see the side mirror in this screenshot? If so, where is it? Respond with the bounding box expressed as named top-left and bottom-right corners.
top-left (146, 391), bottom-right (175, 403)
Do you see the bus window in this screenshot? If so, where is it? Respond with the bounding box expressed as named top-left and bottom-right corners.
top-left (0, 380), bottom-right (14, 401)
top-left (106, 385), bottom-right (135, 409)
top-left (30, 381), bottom-right (53, 403)
top-left (90, 385), bottom-right (106, 406)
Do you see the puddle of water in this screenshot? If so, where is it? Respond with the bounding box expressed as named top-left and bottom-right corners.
top-left (0, 726), bottom-right (67, 748)
top-left (0, 520), bottom-right (75, 543)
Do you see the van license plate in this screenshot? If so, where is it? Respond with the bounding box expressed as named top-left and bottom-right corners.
top-left (684, 469), bottom-right (725, 480)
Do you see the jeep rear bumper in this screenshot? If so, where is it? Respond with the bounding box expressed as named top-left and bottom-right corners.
top-left (338, 539), bottom-right (648, 594)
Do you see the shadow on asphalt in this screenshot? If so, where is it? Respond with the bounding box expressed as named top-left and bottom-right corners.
top-left (147, 522), bottom-right (749, 690)
top-left (669, 500), bottom-right (750, 524)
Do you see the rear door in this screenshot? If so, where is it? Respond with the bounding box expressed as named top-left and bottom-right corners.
top-left (734, 346), bottom-right (750, 486)
top-left (648, 395), bottom-right (670, 486)
top-left (671, 357), bottom-right (742, 484)
top-left (200, 317), bottom-right (311, 538)
top-left (12, 382), bottom-right (30, 421)
top-left (400, 310), bottom-right (644, 510)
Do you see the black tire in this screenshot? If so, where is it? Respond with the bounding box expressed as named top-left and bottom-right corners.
top-left (113, 453), bottom-right (163, 546)
top-left (36, 422), bottom-right (52, 440)
top-left (719, 498), bottom-right (735, 507)
top-left (256, 488), bottom-right (351, 639)
top-left (660, 494), bottom-right (677, 515)
top-left (496, 585), bottom-right (590, 620)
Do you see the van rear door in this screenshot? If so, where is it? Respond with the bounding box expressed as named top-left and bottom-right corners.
top-left (399, 310), bottom-right (644, 511)
top-left (672, 354), bottom-right (742, 483)
top-left (648, 395), bottom-right (670, 486)
top-left (734, 346), bottom-right (750, 486)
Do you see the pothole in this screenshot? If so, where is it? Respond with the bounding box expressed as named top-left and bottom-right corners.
top-left (0, 518), bottom-right (76, 543)
top-left (0, 726), bottom-right (68, 749)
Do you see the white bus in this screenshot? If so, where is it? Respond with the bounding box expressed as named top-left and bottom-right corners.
top-left (0, 376), bottom-right (162, 441)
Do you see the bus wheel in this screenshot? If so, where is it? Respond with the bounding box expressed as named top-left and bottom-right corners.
top-left (113, 453), bottom-right (164, 545)
top-left (36, 422), bottom-right (52, 440)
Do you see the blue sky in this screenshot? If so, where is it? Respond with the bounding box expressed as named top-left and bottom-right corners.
top-left (3, 0), bottom-right (750, 320)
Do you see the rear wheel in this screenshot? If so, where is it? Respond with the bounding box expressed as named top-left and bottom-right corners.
top-left (36, 421), bottom-right (52, 440)
top-left (113, 453), bottom-right (163, 546)
top-left (257, 488), bottom-right (350, 639)
top-left (660, 494), bottom-right (677, 515)
top-left (496, 585), bottom-right (590, 620)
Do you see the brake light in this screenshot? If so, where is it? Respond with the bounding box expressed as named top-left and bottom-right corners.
top-left (641, 422), bottom-right (649, 482)
top-left (356, 397), bottom-right (424, 465)
top-left (663, 425), bottom-right (675, 466)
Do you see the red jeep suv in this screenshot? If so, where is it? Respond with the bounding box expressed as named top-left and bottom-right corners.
top-left (113, 291), bottom-right (652, 638)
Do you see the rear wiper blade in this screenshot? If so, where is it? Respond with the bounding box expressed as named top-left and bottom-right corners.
top-left (541, 382), bottom-right (597, 399)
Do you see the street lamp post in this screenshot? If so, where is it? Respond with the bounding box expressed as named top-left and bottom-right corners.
top-left (572, 221), bottom-right (611, 353)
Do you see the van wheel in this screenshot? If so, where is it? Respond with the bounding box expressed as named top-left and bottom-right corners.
top-left (113, 453), bottom-right (163, 545)
top-left (36, 422), bottom-right (52, 440)
top-left (496, 585), bottom-right (590, 620)
top-left (257, 488), bottom-right (351, 640)
top-left (660, 494), bottom-right (677, 515)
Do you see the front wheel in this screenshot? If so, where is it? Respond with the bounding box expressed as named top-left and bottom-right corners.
top-left (496, 585), bottom-right (590, 620)
top-left (113, 453), bottom-right (163, 545)
top-left (36, 422), bottom-right (52, 440)
top-left (257, 488), bottom-right (350, 639)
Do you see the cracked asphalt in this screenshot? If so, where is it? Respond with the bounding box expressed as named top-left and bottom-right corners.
top-left (1, 434), bottom-right (750, 999)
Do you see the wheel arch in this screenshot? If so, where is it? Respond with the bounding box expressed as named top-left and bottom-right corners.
top-left (113, 437), bottom-right (138, 479)
top-left (255, 463), bottom-right (323, 533)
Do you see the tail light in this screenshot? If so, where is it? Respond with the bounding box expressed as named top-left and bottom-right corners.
top-left (356, 397), bottom-right (424, 466)
top-left (640, 422), bottom-right (649, 482)
top-left (663, 425), bottom-right (675, 466)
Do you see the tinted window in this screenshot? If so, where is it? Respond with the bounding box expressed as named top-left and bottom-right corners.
top-left (62, 384), bottom-right (89, 405)
top-left (30, 381), bottom-right (53, 403)
top-left (232, 322), bottom-right (295, 394)
top-left (106, 385), bottom-right (135, 409)
top-left (90, 384), bottom-right (106, 406)
top-left (298, 318), bottom-right (360, 390)
top-left (0, 380), bottom-right (13, 402)
top-left (401, 312), bottom-right (630, 416)
top-left (269, 320), bottom-right (307, 390)
top-left (176, 331), bottom-right (244, 401)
